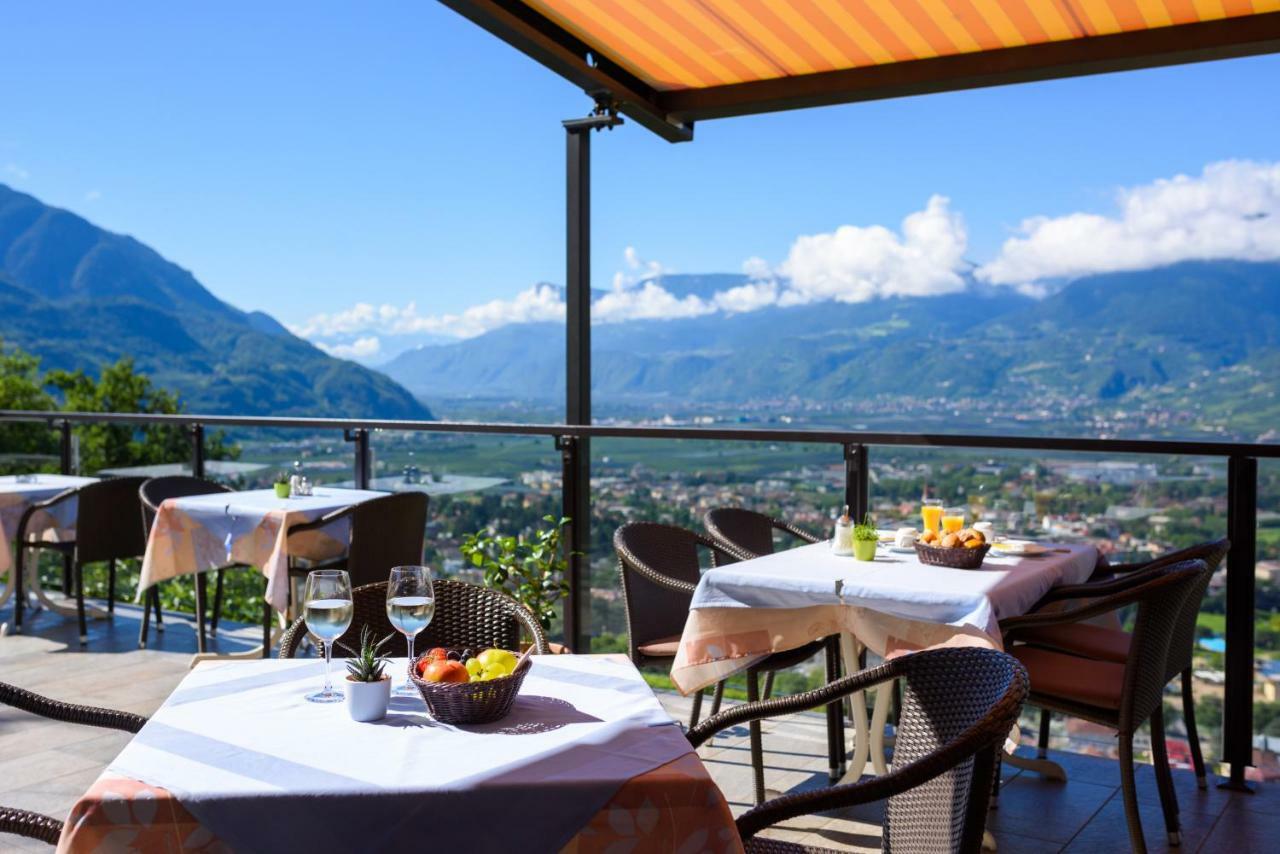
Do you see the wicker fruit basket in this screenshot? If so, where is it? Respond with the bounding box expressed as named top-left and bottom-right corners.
top-left (914, 541), bottom-right (991, 570)
top-left (409, 650), bottom-right (532, 724)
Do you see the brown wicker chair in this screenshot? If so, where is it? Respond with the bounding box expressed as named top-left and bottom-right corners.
top-left (139, 476), bottom-right (268, 653)
top-left (614, 521), bottom-right (825, 805)
top-left (286, 491), bottom-right (429, 590)
top-left (0, 680), bottom-right (147, 846)
top-left (279, 578), bottom-right (548, 659)
top-left (13, 476), bottom-right (148, 644)
top-left (704, 507), bottom-right (846, 784)
top-left (687, 646), bottom-right (1028, 854)
top-left (1001, 559), bottom-right (1209, 853)
top-left (1017, 539), bottom-right (1229, 787)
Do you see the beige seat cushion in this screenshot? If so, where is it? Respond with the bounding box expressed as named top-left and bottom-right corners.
top-left (1018, 623), bottom-right (1131, 664)
top-left (636, 634), bottom-right (682, 657)
top-left (1012, 646), bottom-right (1124, 710)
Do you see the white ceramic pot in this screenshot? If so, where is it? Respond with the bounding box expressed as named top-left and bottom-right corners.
top-left (345, 676), bottom-right (391, 722)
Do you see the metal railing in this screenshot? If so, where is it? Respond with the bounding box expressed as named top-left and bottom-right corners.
top-left (1, 408), bottom-right (1275, 787)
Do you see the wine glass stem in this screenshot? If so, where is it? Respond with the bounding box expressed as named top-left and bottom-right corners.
top-left (323, 641), bottom-right (333, 695)
top-left (406, 633), bottom-right (415, 664)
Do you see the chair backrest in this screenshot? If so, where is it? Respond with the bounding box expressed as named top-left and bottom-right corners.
top-left (279, 578), bottom-right (547, 658)
top-left (1121, 559), bottom-right (1209, 731)
top-left (613, 522), bottom-right (713, 663)
top-left (345, 492), bottom-right (429, 588)
top-left (704, 506), bottom-right (820, 562)
top-left (139, 476), bottom-right (233, 537)
top-left (704, 507), bottom-right (777, 559)
top-left (74, 477), bottom-right (149, 564)
top-left (1162, 539), bottom-right (1229, 679)
top-left (884, 648), bottom-right (1028, 853)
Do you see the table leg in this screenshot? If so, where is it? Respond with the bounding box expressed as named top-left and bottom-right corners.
top-left (1002, 750), bottom-right (1067, 781)
top-left (188, 609), bottom-right (287, 668)
top-left (869, 681), bottom-right (892, 776)
top-left (839, 634), bottom-right (870, 781)
top-left (26, 548), bottom-right (107, 620)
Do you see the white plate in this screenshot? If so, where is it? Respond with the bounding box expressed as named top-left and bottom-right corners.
top-left (889, 546), bottom-right (916, 554)
top-left (991, 541), bottom-right (1048, 556)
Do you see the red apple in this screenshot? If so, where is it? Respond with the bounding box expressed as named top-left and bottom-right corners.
top-left (422, 660), bottom-right (469, 683)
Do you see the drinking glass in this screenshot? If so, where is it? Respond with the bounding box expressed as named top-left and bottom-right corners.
top-left (921, 499), bottom-right (944, 534)
top-left (942, 507), bottom-right (966, 534)
top-left (303, 569), bottom-right (353, 703)
top-left (386, 566), bottom-right (435, 696)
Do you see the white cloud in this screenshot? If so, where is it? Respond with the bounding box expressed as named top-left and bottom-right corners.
top-left (978, 160), bottom-right (1280, 290)
top-left (595, 281), bottom-right (714, 323)
top-left (317, 336), bottom-right (382, 360)
top-left (3, 162), bottom-right (29, 181)
top-left (612, 245), bottom-right (667, 290)
top-left (712, 280), bottom-right (779, 313)
top-left (777, 195), bottom-right (969, 305)
top-left (84, 189), bottom-right (102, 202)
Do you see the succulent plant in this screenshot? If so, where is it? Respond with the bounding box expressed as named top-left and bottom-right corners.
top-left (339, 625), bottom-right (393, 683)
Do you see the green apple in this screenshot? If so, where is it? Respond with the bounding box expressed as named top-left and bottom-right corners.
top-left (478, 648), bottom-right (516, 674)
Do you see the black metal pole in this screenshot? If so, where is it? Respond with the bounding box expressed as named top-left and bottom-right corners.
top-left (345, 428), bottom-right (371, 490)
top-left (1222, 455), bottom-right (1258, 791)
top-left (190, 423), bottom-right (205, 479)
top-left (58, 419), bottom-right (73, 475)
top-left (563, 116), bottom-right (599, 655)
top-left (844, 443), bottom-right (869, 521)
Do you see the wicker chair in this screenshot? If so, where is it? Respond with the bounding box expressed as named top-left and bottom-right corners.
top-left (1001, 559), bottom-right (1209, 853)
top-left (0, 680), bottom-right (147, 846)
top-left (704, 507), bottom-right (845, 784)
top-left (1017, 539), bottom-right (1229, 788)
top-left (286, 491), bottom-right (429, 590)
top-left (139, 476), bottom-right (269, 653)
top-left (279, 578), bottom-right (548, 659)
top-left (687, 646), bottom-right (1028, 854)
top-left (13, 476), bottom-right (149, 644)
top-left (614, 521), bottom-right (825, 805)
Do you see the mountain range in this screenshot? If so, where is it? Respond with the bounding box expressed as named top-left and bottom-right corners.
top-left (0, 184), bottom-right (430, 419)
top-left (383, 261), bottom-right (1280, 413)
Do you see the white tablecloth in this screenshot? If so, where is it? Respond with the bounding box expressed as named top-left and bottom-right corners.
top-left (95, 655), bottom-right (696, 853)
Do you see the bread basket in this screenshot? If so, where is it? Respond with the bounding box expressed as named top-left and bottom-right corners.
top-left (913, 541), bottom-right (991, 570)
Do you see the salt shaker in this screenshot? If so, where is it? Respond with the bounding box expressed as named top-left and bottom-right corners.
top-left (831, 505), bottom-right (854, 556)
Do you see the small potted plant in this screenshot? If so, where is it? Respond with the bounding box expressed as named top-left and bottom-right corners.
top-left (340, 626), bottom-right (393, 722)
top-left (852, 513), bottom-right (879, 561)
top-left (273, 473), bottom-right (291, 499)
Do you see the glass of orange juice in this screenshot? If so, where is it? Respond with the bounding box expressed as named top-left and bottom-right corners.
top-left (942, 508), bottom-right (966, 534)
top-left (921, 499), bottom-right (943, 534)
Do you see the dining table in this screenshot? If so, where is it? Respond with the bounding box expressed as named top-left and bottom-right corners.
top-left (0, 474), bottom-right (99, 623)
top-left (670, 537), bottom-right (1098, 781)
top-left (56, 654), bottom-right (743, 854)
top-left (137, 486), bottom-right (387, 661)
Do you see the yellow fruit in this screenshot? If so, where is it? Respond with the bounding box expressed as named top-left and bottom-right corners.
top-left (478, 648), bottom-right (516, 674)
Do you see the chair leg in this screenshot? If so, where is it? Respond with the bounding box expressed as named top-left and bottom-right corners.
top-left (1181, 668), bottom-right (1207, 789)
top-left (709, 680), bottom-right (724, 719)
top-left (138, 587), bottom-right (152, 649)
top-left (193, 573), bottom-right (208, 655)
top-left (210, 570), bottom-right (225, 636)
top-left (1150, 712), bottom-right (1182, 846)
top-left (1038, 708), bottom-right (1052, 758)
top-left (62, 553), bottom-right (72, 595)
top-left (964, 745), bottom-right (999, 848)
top-left (106, 559), bottom-right (116, 616)
top-left (748, 668), bottom-right (766, 806)
top-left (991, 743), bottom-right (1005, 808)
top-left (824, 637), bottom-right (843, 782)
top-left (762, 671), bottom-right (775, 701)
top-left (1118, 732), bottom-right (1148, 854)
top-left (75, 562), bottom-right (88, 646)
top-left (688, 685), bottom-right (705, 730)
top-left (153, 586), bottom-right (164, 632)
top-left (262, 598), bottom-right (272, 658)
top-left (14, 542), bottom-right (27, 632)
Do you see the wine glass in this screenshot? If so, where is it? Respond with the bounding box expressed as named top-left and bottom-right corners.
top-left (386, 566), bottom-right (435, 696)
top-left (303, 569), bottom-right (353, 703)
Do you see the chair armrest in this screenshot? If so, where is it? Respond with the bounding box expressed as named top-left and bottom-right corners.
top-left (1032, 561), bottom-right (1169, 606)
top-left (0, 681), bottom-right (146, 734)
top-left (772, 518), bottom-right (821, 545)
top-left (15, 488), bottom-right (78, 541)
top-left (688, 659), bottom-right (900, 746)
top-left (615, 557), bottom-right (696, 595)
top-left (1001, 581), bottom-right (1156, 640)
top-left (286, 504), bottom-right (355, 539)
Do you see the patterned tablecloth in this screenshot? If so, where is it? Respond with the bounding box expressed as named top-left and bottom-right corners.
top-left (671, 540), bottom-right (1098, 693)
top-left (0, 475), bottom-right (97, 575)
top-left (56, 655), bottom-right (742, 854)
top-left (138, 487), bottom-right (386, 613)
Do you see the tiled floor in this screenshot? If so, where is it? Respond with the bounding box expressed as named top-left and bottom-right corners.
top-left (1, 599), bottom-right (1275, 852)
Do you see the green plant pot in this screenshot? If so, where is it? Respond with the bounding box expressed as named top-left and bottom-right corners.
top-left (853, 539), bottom-right (877, 561)
top-left (274, 482), bottom-right (291, 499)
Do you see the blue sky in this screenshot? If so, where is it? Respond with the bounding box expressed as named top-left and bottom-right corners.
top-left (3, 2), bottom-right (1279, 360)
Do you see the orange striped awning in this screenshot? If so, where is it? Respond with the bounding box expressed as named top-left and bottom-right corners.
top-left (522, 0), bottom-right (1280, 91)
top-left (440, 1), bottom-right (1280, 139)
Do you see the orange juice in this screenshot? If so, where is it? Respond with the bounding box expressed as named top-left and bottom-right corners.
top-left (942, 510), bottom-right (965, 534)
top-left (921, 502), bottom-right (943, 534)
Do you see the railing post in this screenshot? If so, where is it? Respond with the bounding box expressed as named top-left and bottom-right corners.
top-left (189, 423), bottom-right (205, 479)
top-left (58, 419), bottom-right (73, 475)
top-left (844, 443), bottom-right (869, 521)
top-left (557, 435), bottom-right (587, 653)
top-left (1222, 455), bottom-right (1258, 791)
top-left (345, 429), bottom-right (371, 490)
